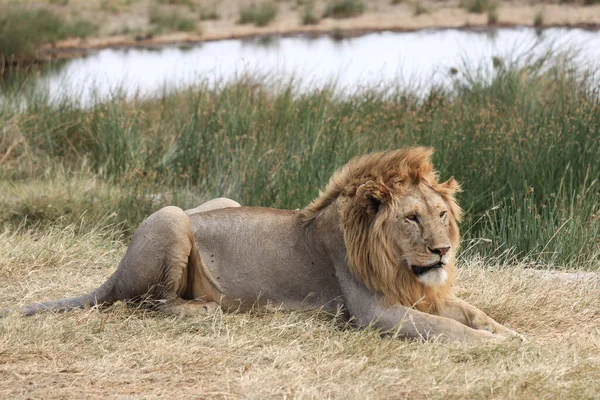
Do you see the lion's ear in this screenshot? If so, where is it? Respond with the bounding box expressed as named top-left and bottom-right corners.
top-left (440, 177), bottom-right (461, 194)
top-left (356, 180), bottom-right (390, 215)
top-left (438, 177), bottom-right (463, 222)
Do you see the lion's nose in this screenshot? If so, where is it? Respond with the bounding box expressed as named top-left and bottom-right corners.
top-left (430, 246), bottom-right (451, 256)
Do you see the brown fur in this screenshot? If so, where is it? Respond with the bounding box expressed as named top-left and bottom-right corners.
top-left (302, 147), bottom-right (462, 312)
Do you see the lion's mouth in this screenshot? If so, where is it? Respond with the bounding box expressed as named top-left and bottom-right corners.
top-left (411, 263), bottom-right (443, 276)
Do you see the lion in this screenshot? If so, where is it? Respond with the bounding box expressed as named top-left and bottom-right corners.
top-left (4, 148), bottom-right (520, 342)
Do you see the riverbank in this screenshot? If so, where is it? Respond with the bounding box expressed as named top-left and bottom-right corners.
top-left (4, 0), bottom-right (600, 61)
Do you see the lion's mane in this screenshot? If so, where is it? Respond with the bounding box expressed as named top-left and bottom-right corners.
top-left (302, 147), bottom-right (462, 312)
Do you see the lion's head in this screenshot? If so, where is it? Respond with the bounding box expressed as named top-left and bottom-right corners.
top-left (302, 147), bottom-right (461, 312)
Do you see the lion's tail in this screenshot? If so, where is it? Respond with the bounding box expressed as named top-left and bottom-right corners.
top-left (1, 272), bottom-right (119, 317)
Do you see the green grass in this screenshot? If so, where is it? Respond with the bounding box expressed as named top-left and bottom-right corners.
top-left (148, 5), bottom-right (198, 32)
top-left (301, 2), bottom-right (320, 25)
top-left (461, 0), bottom-right (496, 14)
top-left (67, 18), bottom-right (100, 38)
top-left (534, 9), bottom-right (544, 27)
top-left (487, 7), bottom-right (498, 24)
top-left (322, 0), bottom-right (365, 19)
top-left (0, 7), bottom-right (98, 60)
top-left (1, 55), bottom-right (599, 268)
top-left (199, 5), bottom-right (221, 21)
top-left (238, 2), bottom-right (278, 27)
top-left (413, 1), bottom-right (429, 16)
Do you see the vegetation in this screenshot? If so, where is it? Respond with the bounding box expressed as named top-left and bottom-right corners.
top-left (413, 1), bottom-right (429, 16)
top-left (322, 0), bottom-right (365, 19)
top-left (238, 2), bottom-right (278, 27)
top-left (1, 55), bottom-right (599, 269)
top-left (487, 7), bottom-right (498, 24)
top-left (0, 7), bottom-right (98, 60)
top-left (198, 5), bottom-right (221, 21)
top-left (461, 0), bottom-right (496, 14)
top-left (301, 2), bottom-right (320, 25)
top-left (148, 5), bottom-right (198, 32)
top-left (534, 8), bottom-right (544, 27)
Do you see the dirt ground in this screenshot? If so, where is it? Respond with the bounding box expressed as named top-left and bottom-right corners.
top-left (6, 0), bottom-right (600, 55)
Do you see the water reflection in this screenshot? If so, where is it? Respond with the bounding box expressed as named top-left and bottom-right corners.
top-left (16, 27), bottom-right (600, 105)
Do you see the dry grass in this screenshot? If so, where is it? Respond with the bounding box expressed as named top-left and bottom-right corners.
top-left (1, 224), bottom-right (599, 399)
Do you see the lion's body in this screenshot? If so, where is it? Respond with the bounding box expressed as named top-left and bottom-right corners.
top-left (6, 148), bottom-right (522, 343)
top-left (189, 207), bottom-right (343, 312)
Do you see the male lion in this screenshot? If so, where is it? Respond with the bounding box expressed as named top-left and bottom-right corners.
top-left (6, 148), bottom-right (520, 342)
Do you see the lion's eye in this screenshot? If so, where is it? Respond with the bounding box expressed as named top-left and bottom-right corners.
top-left (406, 214), bottom-right (419, 223)
top-left (440, 211), bottom-right (447, 218)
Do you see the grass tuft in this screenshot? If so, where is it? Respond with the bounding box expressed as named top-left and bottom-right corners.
top-left (413, 1), bottom-right (429, 16)
top-left (301, 2), bottom-right (321, 25)
top-left (461, 0), bottom-right (496, 14)
top-left (0, 7), bottom-right (98, 60)
top-left (199, 5), bottom-right (221, 21)
top-left (238, 2), bottom-right (278, 27)
top-left (487, 8), bottom-right (499, 24)
top-left (323, 0), bottom-right (365, 19)
top-left (148, 5), bottom-right (198, 32)
top-left (534, 8), bottom-right (544, 27)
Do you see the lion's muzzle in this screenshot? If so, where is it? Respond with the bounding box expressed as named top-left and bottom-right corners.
top-left (411, 262), bottom-right (444, 276)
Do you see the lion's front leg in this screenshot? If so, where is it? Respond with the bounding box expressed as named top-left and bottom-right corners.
top-left (156, 298), bottom-right (220, 316)
top-left (332, 261), bottom-right (508, 343)
top-left (437, 297), bottom-right (522, 339)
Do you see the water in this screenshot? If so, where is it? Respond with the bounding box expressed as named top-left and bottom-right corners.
top-left (33, 27), bottom-right (600, 104)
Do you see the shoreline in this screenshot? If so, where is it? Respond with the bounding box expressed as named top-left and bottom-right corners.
top-left (40, 21), bottom-right (600, 61)
top-left (3, 0), bottom-right (600, 64)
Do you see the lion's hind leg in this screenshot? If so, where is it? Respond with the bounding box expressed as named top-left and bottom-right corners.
top-left (111, 206), bottom-right (220, 311)
top-left (2, 206), bottom-right (220, 317)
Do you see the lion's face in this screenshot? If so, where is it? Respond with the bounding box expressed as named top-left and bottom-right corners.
top-left (389, 184), bottom-right (455, 287)
top-left (307, 147), bottom-right (461, 310)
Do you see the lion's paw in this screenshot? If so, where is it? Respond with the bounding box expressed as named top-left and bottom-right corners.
top-left (202, 302), bottom-right (220, 313)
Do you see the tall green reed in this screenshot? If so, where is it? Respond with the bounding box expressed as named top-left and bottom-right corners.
top-left (1, 57), bottom-right (598, 267)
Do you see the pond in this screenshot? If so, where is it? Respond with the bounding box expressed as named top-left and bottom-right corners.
top-left (34, 27), bottom-right (600, 104)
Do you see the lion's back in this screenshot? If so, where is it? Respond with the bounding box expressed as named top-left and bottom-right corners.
top-left (188, 207), bottom-right (343, 311)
